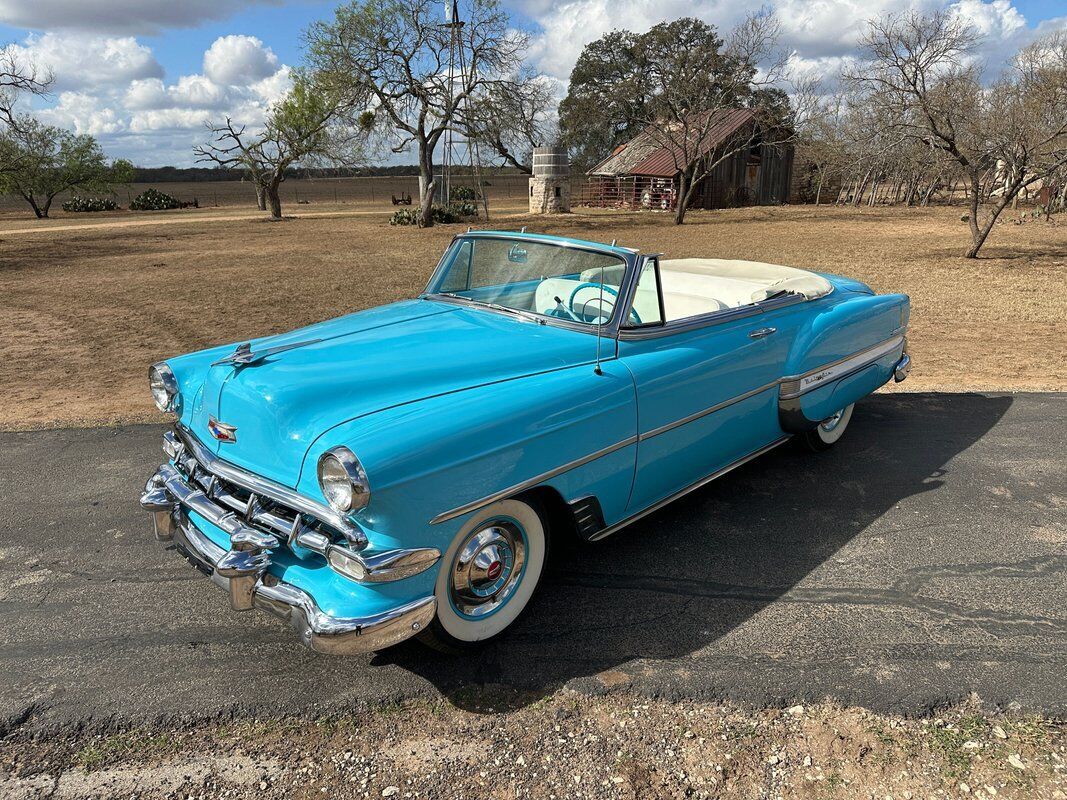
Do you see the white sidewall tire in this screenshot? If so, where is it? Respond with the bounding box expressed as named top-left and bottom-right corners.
top-left (815, 403), bottom-right (854, 445)
top-left (433, 498), bottom-right (547, 643)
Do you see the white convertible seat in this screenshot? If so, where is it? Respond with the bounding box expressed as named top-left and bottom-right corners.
top-left (535, 258), bottom-right (832, 324)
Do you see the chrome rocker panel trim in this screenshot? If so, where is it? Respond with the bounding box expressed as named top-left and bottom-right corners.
top-left (150, 508), bottom-right (436, 654)
top-left (587, 436), bottom-right (791, 541)
top-left (143, 454), bottom-right (440, 585)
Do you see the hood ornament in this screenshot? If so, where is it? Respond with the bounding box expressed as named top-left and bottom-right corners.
top-left (207, 416), bottom-right (238, 443)
top-left (211, 338), bottom-right (322, 368)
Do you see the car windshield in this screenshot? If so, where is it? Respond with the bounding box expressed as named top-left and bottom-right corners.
top-left (426, 237), bottom-right (628, 326)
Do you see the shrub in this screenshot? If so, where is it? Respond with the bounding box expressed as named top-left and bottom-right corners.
top-left (390, 203), bottom-right (478, 226)
top-left (130, 188), bottom-right (181, 211)
top-left (449, 185), bottom-right (477, 202)
top-left (62, 196), bottom-right (118, 213)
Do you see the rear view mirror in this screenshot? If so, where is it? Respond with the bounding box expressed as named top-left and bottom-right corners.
top-left (507, 245), bottom-right (528, 263)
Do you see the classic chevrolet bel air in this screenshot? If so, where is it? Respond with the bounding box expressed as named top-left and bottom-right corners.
top-left (140, 231), bottom-right (911, 653)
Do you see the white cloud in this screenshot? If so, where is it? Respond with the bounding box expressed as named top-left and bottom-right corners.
top-left (9, 32), bottom-right (162, 92)
top-left (203, 35), bottom-right (279, 86)
top-left (249, 64), bottom-right (294, 104)
top-left (0, 0), bottom-right (283, 36)
top-left (520, 0), bottom-right (1043, 82)
top-left (128, 107), bottom-right (215, 133)
top-left (950, 0), bottom-right (1026, 39)
top-left (36, 91), bottom-right (125, 135)
top-left (124, 78), bottom-right (169, 110)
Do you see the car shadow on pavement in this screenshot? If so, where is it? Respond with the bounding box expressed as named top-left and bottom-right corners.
top-left (377, 392), bottom-right (1014, 711)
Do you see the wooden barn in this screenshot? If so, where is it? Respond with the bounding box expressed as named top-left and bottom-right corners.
top-left (577, 108), bottom-right (793, 211)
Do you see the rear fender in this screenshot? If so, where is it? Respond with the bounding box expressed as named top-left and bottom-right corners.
top-left (779, 293), bottom-right (909, 432)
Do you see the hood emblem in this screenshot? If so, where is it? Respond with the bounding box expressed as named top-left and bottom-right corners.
top-left (208, 416), bottom-right (238, 443)
top-left (211, 338), bottom-right (322, 368)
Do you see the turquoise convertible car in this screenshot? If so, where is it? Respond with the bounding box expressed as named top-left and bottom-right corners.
top-left (141, 231), bottom-right (911, 653)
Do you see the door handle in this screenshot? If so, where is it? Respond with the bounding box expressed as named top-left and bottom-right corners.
top-left (749, 327), bottom-right (777, 339)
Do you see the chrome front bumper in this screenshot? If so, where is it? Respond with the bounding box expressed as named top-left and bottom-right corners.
top-left (147, 507), bottom-right (435, 653)
top-left (140, 429), bottom-right (438, 654)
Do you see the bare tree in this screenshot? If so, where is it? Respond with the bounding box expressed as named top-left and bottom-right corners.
top-left (306, 0), bottom-right (529, 227)
top-left (849, 12), bottom-right (1067, 257)
top-left (460, 73), bottom-right (557, 173)
top-left (195, 78), bottom-right (343, 219)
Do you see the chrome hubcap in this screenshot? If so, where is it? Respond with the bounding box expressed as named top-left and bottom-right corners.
top-left (820, 409), bottom-right (845, 433)
top-left (450, 521), bottom-right (526, 618)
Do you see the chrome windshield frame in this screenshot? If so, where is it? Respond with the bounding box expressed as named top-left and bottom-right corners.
top-left (420, 232), bottom-right (642, 338)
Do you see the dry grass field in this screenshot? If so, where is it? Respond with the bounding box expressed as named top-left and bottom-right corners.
top-left (1, 200), bottom-right (1064, 430)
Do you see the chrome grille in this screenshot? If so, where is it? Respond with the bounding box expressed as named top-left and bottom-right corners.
top-left (166, 427), bottom-right (367, 549)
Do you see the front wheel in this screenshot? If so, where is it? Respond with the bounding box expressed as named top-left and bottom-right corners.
top-left (418, 497), bottom-right (548, 653)
top-left (801, 403), bottom-right (855, 452)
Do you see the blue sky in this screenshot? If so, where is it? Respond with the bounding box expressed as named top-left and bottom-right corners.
top-left (1, 0), bottom-right (1063, 167)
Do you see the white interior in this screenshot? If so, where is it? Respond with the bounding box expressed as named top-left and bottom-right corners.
top-left (533, 258), bottom-right (833, 324)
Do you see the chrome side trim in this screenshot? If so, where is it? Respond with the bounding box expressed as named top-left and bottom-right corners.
top-left (429, 435), bottom-right (639, 525)
top-left (779, 335), bottom-right (904, 400)
top-left (587, 436), bottom-right (791, 542)
top-left (428, 335), bottom-right (902, 526)
top-left (174, 424), bottom-right (368, 549)
top-left (638, 379), bottom-right (781, 442)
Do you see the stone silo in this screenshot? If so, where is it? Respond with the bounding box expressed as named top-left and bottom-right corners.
top-left (529, 147), bottom-right (570, 213)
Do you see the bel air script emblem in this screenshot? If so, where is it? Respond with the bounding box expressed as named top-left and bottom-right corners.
top-left (207, 416), bottom-right (238, 444)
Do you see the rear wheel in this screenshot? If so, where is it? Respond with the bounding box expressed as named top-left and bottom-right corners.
top-left (801, 403), bottom-right (855, 452)
top-left (418, 497), bottom-right (548, 653)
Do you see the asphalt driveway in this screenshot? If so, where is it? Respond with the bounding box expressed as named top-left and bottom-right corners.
top-left (1, 392), bottom-right (1064, 735)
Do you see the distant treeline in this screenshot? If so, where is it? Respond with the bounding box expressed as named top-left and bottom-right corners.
top-left (131, 165), bottom-right (525, 183)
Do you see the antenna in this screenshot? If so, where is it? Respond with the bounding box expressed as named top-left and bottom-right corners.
top-left (594, 265), bottom-right (604, 375)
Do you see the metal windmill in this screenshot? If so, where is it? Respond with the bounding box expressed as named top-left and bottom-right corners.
top-left (441, 0), bottom-right (490, 219)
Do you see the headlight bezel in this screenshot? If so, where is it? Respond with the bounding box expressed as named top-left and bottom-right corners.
top-left (317, 446), bottom-right (371, 514)
top-left (149, 362), bottom-right (181, 414)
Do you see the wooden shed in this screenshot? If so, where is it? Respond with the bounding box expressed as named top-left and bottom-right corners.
top-left (577, 108), bottom-right (793, 211)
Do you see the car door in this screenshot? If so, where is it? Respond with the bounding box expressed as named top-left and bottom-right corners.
top-left (617, 256), bottom-right (799, 513)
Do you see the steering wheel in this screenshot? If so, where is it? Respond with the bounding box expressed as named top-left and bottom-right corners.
top-left (567, 283), bottom-right (642, 326)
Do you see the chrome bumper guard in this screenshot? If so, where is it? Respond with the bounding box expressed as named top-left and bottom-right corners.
top-left (147, 505), bottom-right (435, 653)
top-left (894, 351), bottom-right (912, 383)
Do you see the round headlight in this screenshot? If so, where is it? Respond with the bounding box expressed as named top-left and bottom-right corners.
top-left (317, 446), bottom-right (370, 513)
top-left (149, 363), bottom-right (180, 413)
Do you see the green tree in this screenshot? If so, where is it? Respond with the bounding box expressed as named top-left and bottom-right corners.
top-left (306, 0), bottom-right (529, 227)
top-left (0, 118), bottom-right (122, 218)
top-left (195, 76), bottom-right (344, 219)
top-left (560, 14), bottom-right (797, 223)
top-left (558, 30), bottom-right (647, 173)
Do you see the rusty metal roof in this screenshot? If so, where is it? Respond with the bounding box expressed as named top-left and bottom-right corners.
top-left (588, 108), bottom-right (757, 178)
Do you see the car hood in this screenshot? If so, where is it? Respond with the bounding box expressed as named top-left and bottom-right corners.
top-left (187, 299), bottom-right (598, 488)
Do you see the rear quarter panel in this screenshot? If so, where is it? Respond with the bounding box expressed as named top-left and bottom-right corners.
top-left (781, 289), bottom-right (910, 429)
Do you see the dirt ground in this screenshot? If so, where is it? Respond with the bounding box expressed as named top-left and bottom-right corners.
top-left (1, 202), bottom-right (1064, 430)
top-left (2, 692), bottom-right (1064, 799)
